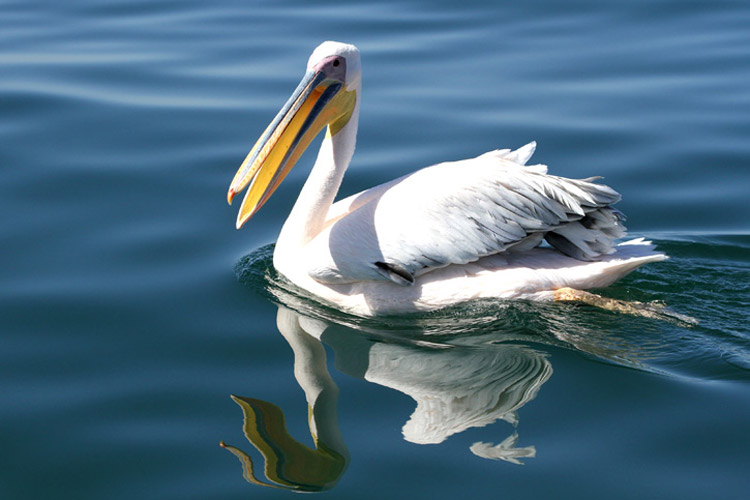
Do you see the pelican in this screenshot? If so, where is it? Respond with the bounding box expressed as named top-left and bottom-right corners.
top-left (227, 41), bottom-right (666, 316)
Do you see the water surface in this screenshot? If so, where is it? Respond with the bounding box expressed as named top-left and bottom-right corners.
top-left (1, 1), bottom-right (749, 499)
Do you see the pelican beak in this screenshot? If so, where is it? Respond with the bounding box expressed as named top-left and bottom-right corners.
top-left (228, 57), bottom-right (356, 229)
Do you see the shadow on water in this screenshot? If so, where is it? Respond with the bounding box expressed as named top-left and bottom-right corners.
top-left (223, 238), bottom-right (749, 491)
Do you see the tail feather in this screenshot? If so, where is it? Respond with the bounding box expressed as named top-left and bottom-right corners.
top-left (545, 207), bottom-right (627, 261)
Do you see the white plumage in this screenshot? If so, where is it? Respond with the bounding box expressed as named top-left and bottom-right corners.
top-left (302, 142), bottom-right (626, 286)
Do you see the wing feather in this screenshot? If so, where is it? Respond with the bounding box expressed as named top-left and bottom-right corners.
top-left (305, 143), bottom-right (626, 285)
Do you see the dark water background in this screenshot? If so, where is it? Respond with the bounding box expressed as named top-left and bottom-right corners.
top-left (2, 1), bottom-right (749, 498)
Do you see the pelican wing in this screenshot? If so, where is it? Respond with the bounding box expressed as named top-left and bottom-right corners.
top-left (305, 143), bottom-right (625, 286)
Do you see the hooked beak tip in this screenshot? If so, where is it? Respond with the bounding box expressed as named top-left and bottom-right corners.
top-left (227, 188), bottom-right (236, 205)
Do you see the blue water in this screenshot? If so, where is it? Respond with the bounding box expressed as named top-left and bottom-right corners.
top-left (2, 1), bottom-right (749, 498)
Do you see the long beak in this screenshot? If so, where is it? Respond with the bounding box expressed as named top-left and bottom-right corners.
top-left (228, 69), bottom-right (356, 229)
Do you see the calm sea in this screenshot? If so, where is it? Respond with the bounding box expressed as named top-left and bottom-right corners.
top-left (1, 1), bottom-right (749, 498)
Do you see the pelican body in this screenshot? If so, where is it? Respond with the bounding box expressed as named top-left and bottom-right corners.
top-left (228, 41), bottom-right (665, 316)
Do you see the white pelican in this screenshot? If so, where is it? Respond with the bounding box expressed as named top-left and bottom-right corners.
top-left (227, 41), bottom-right (666, 316)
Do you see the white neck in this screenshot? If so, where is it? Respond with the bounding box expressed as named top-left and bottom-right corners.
top-left (276, 94), bottom-right (360, 252)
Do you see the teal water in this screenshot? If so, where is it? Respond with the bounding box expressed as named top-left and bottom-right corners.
top-left (2, 1), bottom-right (749, 498)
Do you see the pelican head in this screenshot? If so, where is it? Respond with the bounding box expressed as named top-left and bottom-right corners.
top-left (228, 41), bottom-right (361, 229)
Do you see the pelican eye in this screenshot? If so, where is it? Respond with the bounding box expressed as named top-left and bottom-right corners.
top-left (333, 59), bottom-right (340, 67)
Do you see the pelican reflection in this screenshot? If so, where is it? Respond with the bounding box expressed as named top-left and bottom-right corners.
top-left (221, 304), bottom-right (553, 490)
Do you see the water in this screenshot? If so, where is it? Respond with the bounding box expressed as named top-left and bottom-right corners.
top-left (2, 0), bottom-right (749, 498)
